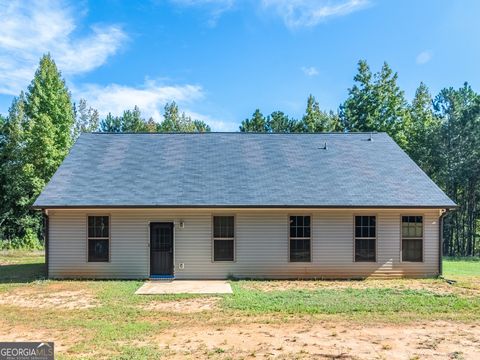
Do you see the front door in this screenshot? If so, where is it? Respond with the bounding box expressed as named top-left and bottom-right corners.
top-left (150, 222), bottom-right (174, 276)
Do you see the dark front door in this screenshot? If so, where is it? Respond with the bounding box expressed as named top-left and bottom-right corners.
top-left (150, 222), bottom-right (174, 276)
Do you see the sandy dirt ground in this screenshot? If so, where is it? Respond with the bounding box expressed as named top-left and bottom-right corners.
top-left (0, 283), bottom-right (97, 309)
top-left (0, 284), bottom-right (479, 358)
top-left (142, 297), bottom-right (220, 313)
top-left (153, 320), bottom-right (480, 359)
top-left (0, 316), bottom-right (478, 359)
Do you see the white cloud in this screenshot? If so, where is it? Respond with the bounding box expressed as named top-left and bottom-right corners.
top-left (0, 0), bottom-right (127, 95)
top-left (301, 66), bottom-right (319, 76)
top-left (74, 81), bottom-right (205, 121)
top-left (261, 0), bottom-right (370, 28)
top-left (416, 50), bottom-right (432, 65)
top-left (74, 81), bottom-right (237, 131)
top-left (169, 0), bottom-right (235, 26)
top-left (185, 110), bottom-right (238, 131)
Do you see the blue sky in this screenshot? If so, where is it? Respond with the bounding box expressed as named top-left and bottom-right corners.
top-left (0, 0), bottom-right (479, 131)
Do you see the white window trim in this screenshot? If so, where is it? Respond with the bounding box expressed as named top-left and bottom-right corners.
top-left (400, 215), bottom-right (425, 263)
top-left (86, 214), bottom-right (111, 263)
top-left (288, 214), bottom-right (312, 263)
top-left (353, 214), bottom-right (377, 263)
top-left (212, 215), bottom-right (236, 262)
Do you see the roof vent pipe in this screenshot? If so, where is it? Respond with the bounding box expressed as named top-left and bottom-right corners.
top-left (368, 133), bottom-right (373, 141)
top-left (321, 141), bottom-right (327, 150)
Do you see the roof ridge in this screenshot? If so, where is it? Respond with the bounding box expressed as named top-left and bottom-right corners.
top-left (84, 131), bottom-right (386, 135)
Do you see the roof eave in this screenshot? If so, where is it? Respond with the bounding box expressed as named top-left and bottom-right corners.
top-left (32, 204), bottom-right (458, 210)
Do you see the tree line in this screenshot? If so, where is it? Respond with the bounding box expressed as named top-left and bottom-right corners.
top-left (239, 61), bottom-right (480, 257)
top-left (1, 55), bottom-right (479, 256)
top-left (0, 55), bottom-right (210, 249)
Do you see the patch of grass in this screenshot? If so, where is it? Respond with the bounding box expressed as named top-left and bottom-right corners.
top-left (0, 250), bottom-right (46, 285)
top-left (443, 259), bottom-right (480, 290)
top-left (0, 250), bottom-right (44, 264)
top-left (0, 251), bottom-right (45, 287)
top-left (444, 258), bottom-right (480, 276)
top-left (110, 345), bottom-right (166, 360)
top-left (0, 263), bottom-right (46, 283)
top-left (223, 282), bottom-right (480, 318)
top-left (1, 251), bottom-right (480, 358)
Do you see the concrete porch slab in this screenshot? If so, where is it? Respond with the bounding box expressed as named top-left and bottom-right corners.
top-left (135, 280), bottom-right (233, 295)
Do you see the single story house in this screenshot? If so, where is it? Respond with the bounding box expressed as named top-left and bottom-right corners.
top-left (33, 132), bottom-right (456, 279)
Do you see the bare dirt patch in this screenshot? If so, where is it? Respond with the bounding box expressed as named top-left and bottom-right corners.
top-left (148, 320), bottom-right (480, 359)
top-left (0, 319), bottom-right (81, 353)
top-left (240, 279), bottom-right (480, 296)
top-left (0, 283), bottom-right (97, 309)
top-left (142, 297), bottom-right (220, 313)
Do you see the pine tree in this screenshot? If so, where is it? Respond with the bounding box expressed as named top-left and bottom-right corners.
top-left (121, 106), bottom-right (148, 132)
top-left (193, 120), bottom-right (211, 132)
top-left (340, 60), bottom-right (410, 146)
top-left (73, 99), bottom-right (99, 138)
top-left (407, 83), bottom-right (440, 175)
top-left (100, 113), bottom-right (122, 132)
top-left (268, 111), bottom-right (300, 132)
top-left (160, 102), bottom-right (181, 132)
top-left (302, 95), bottom-right (342, 132)
top-left (433, 83), bottom-right (480, 256)
top-left (239, 109), bottom-right (268, 132)
top-left (146, 117), bottom-right (158, 132)
top-left (0, 93), bottom-right (42, 243)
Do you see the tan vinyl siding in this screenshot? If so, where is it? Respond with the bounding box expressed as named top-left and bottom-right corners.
top-left (47, 208), bottom-right (441, 279)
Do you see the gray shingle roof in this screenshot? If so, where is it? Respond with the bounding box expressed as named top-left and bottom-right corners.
top-left (33, 132), bottom-right (456, 208)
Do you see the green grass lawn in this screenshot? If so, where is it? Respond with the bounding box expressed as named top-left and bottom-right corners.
top-left (0, 252), bottom-right (479, 359)
top-left (444, 257), bottom-right (480, 276)
top-left (224, 284), bottom-right (480, 317)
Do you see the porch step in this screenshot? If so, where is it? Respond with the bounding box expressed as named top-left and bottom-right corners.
top-left (150, 275), bottom-right (175, 281)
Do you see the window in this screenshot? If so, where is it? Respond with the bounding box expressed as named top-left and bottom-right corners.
top-left (289, 216), bottom-right (311, 262)
top-left (87, 216), bottom-right (109, 262)
top-left (354, 216), bottom-right (376, 262)
top-left (402, 216), bottom-right (423, 262)
top-left (213, 216), bottom-right (234, 261)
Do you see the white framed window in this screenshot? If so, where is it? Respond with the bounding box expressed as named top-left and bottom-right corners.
top-left (402, 216), bottom-right (423, 262)
top-left (87, 215), bottom-right (110, 262)
top-left (354, 215), bottom-right (376, 262)
top-left (213, 216), bottom-right (234, 261)
top-left (289, 215), bottom-right (311, 262)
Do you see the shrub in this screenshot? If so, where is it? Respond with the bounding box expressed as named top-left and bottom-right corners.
top-left (0, 229), bottom-right (43, 250)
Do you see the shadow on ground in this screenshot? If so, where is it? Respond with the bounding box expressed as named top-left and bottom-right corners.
top-left (0, 263), bottom-right (45, 283)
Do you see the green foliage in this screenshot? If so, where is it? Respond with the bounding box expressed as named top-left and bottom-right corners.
top-left (302, 94), bottom-right (343, 132)
top-left (240, 109), bottom-right (302, 133)
top-left (99, 102), bottom-right (211, 133)
top-left (405, 82), bottom-right (441, 175)
top-left (432, 83), bottom-right (480, 256)
top-left (100, 113), bottom-right (123, 132)
top-left (100, 107), bottom-right (148, 132)
top-left (0, 55), bottom-right (74, 246)
top-left (1, 229), bottom-right (43, 250)
top-left (340, 60), bottom-right (410, 146)
top-left (240, 97), bottom-right (342, 133)
top-left (238, 60), bottom-right (479, 257)
top-left (73, 98), bottom-right (99, 138)
top-left (1, 54), bottom-right (479, 257)
top-left (268, 111), bottom-right (301, 132)
top-left (239, 109), bottom-right (269, 132)
top-left (1, 92), bottom-right (42, 242)
top-left (159, 101), bottom-right (210, 132)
